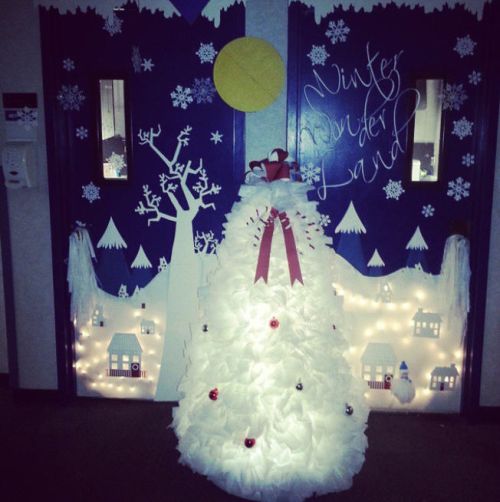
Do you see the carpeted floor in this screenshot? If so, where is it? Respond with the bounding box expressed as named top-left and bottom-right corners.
top-left (1, 385), bottom-right (499, 502)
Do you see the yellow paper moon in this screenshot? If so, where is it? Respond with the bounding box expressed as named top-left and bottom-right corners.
top-left (213, 37), bottom-right (285, 112)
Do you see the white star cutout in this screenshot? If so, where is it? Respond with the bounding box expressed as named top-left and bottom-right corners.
top-left (210, 131), bottom-right (223, 144)
top-left (141, 58), bottom-right (154, 71)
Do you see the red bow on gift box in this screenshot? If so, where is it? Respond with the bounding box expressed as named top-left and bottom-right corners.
top-left (249, 148), bottom-right (301, 182)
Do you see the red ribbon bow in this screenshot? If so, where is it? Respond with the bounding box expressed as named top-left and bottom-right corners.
top-left (254, 208), bottom-right (303, 286)
top-left (249, 148), bottom-right (300, 182)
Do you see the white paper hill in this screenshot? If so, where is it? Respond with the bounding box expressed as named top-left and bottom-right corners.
top-left (74, 267), bottom-right (169, 400)
top-left (335, 201), bottom-right (367, 234)
top-left (367, 249), bottom-right (385, 267)
top-left (406, 226), bottom-right (429, 250)
top-left (97, 217), bottom-right (127, 249)
top-left (131, 245), bottom-right (153, 269)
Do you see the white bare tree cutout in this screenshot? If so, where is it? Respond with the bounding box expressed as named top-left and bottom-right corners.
top-left (135, 125), bottom-right (221, 225)
top-left (194, 230), bottom-right (219, 254)
top-left (135, 124), bottom-right (222, 401)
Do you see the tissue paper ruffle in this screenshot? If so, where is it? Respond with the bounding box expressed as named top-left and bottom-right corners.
top-left (173, 180), bottom-right (369, 501)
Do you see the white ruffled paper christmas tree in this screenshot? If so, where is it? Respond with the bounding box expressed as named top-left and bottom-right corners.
top-left (173, 156), bottom-right (369, 501)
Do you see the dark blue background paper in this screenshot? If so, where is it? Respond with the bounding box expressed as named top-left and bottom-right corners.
top-left (288, 3), bottom-right (485, 275)
top-left (41, 3), bottom-right (244, 295)
top-left (40, 2), bottom-right (492, 295)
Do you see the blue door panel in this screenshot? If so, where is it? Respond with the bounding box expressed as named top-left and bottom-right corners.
top-left (288, 3), bottom-right (490, 275)
top-left (41, 4), bottom-right (244, 295)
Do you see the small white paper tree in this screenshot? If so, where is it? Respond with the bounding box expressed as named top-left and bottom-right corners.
top-left (117, 284), bottom-right (129, 298)
top-left (194, 230), bottom-right (219, 254)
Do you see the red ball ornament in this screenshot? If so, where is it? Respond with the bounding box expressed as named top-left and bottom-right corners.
top-left (244, 438), bottom-right (256, 448)
top-left (209, 388), bottom-right (219, 401)
top-left (269, 317), bottom-right (280, 329)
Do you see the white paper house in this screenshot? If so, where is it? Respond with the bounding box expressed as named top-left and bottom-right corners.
top-left (91, 304), bottom-right (104, 327)
top-left (412, 308), bottom-right (442, 338)
top-left (107, 333), bottom-right (144, 378)
top-left (140, 319), bottom-right (155, 335)
top-left (361, 343), bottom-right (398, 390)
top-left (430, 364), bottom-right (459, 391)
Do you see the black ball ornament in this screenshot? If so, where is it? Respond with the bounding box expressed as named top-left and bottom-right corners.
top-left (345, 404), bottom-right (354, 416)
top-left (202, 324), bottom-right (208, 332)
top-left (296, 383), bottom-right (303, 391)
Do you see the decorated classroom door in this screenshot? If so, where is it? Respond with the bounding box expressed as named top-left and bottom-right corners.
top-left (287, 2), bottom-right (496, 412)
top-left (40, 1), bottom-right (496, 410)
top-left (40, 3), bottom-right (245, 400)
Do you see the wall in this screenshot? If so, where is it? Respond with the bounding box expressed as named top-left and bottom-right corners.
top-left (0, 0), bottom-right (57, 389)
top-left (480, 105), bottom-right (500, 407)
top-left (0, 238), bottom-right (8, 373)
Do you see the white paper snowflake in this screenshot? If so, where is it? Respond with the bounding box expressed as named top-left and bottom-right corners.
top-left (192, 78), bottom-right (216, 104)
top-left (82, 181), bottom-right (101, 203)
top-left (141, 58), bottom-right (154, 72)
top-left (171, 85), bottom-right (193, 110)
top-left (325, 19), bottom-right (350, 44)
top-left (196, 42), bottom-right (218, 64)
top-left (307, 45), bottom-right (330, 66)
top-left (447, 177), bottom-right (471, 201)
top-left (16, 107), bottom-right (38, 130)
top-left (422, 204), bottom-right (435, 218)
top-left (300, 162), bottom-right (321, 185)
top-left (440, 83), bottom-right (467, 111)
top-left (468, 70), bottom-right (482, 85)
top-left (62, 58), bottom-right (75, 71)
top-left (452, 116), bottom-right (473, 140)
top-left (131, 46), bottom-right (142, 73)
top-left (76, 126), bottom-right (88, 139)
top-left (57, 84), bottom-right (86, 111)
top-left (103, 13), bottom-right (122, 36)
top-left (462, 153), bottom-right (475, 166)
top-left (210, 131), bottom-right (223, 144)
top-left (383, 179), bottom-right (405, 200)
top-left (454, 35), bottom-right (476, 58)
top-left (318, 213), bottom-right (331, 227)
top-left (106, 152), bottom-right (126, 175)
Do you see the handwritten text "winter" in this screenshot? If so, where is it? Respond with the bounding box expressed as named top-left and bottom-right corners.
top-left (302, 43), bottom-right (418, 199)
